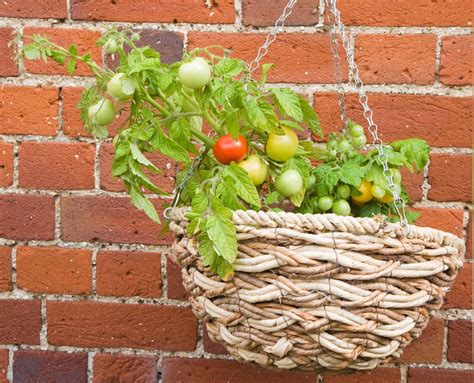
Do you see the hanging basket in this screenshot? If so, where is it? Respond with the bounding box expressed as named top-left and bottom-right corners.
top-left (168, 208), bottom-right (465, 372)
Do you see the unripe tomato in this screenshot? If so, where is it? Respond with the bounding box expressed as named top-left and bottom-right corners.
top-left (238, 155), bottom-right (267, 186)
top-left (318, 196), bottom-right (333, 212)
top-left (391, 168), bottom-right (402, 184)
top-left (275, 169), bottom-right (303, 197)
top-left (351, 134), bottom-right (367, 149)
top-left (107, 73), bottom-right (135, 100)
top-left (213, 134), bottom-right (247, 165)
top-left (178, 57), bottom-right (211, 90)
top-left (88, 98), bottom-right (116, 126)
top-left (306, 175), bottom-right (316, 189)
top-left (351, 180), bottom-right (374, 204)
top-left (332, 199), bottom-right (351, 216)
top-left (338, 139), bottom-right (352, 153)
top-left (371, 184), bottom-right (386, 199)
top-left (349, 124), bottom-right (364, 137)
top-left (103, 40), bottom-right (118, 54)
top-left (337, 184), bottom-right (351, 199)
top-left (265, 127), bottom-right (299, 162)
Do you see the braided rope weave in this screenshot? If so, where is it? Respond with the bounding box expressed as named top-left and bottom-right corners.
top-left (168, 208), bottom-right (465, 372)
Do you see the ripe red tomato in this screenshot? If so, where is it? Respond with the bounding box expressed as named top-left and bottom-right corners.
top-left (213, 134), bottom-right (248, 165)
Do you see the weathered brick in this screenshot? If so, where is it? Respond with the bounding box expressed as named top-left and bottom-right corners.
top-left (71, 0), bottom-right (235, 23)
top-left (0, 141), bottom-right (13, 187)
top-left (96, 250), bottom-right (162, 298)
top-left (324, 368), bottom-right (401, 383)
top-left (0, 194), bottom-right (55, 241)
top-left (13, 350), bottom-right (87, 383)
top-left (16, 246), bottom-right (92, 295)
top-left (19, 141), bottom-right (95, 190)
top-left (428, 154), bottom-right (472, 203)
top-left (61, 87), bottom-right (91, 137)
top-left (0, 300), bottom-right (41, 345)
top-left (313, 92), bottom-right (472, 147)
top-left (414, 208), bottom-right (464, 236)
top-left (467, 208), bottom-right (472, 259)
top-left (24, 27), bottom-right (102, 76)
top-left (188, 32), bottom-right (348, 84)
top-left (439, 35), bottom-right (473, 86)
top-left (447, 320), bottom-right (473, 363)
top-left (408, 368), bottom-right (473, 383)
top-left (203, 326), bottom-right (227, 354)
top-left (0, 349), bottom-right (8, 383)
top-left (0, 0), bottom-right (67, 19)
top-left (93, 354), bottom-right (157, 383)
top-left (0, 86), bottom-right (58, 136)
top-left (242, 0), bottom-right (319, 26)
top-left (100, 143), bottom-right (175, 194)
top-left (355, 34), bottom-right (436, 85)
top-left (401, 166), bottom-right (423, 202)
top-left (444, 263), bottom-right (472, 309)
top-left (47, 301), bottom-right (198, 350)
top-left (166, 258), bottom-right (187, 300)
top-left (337, 1), bottom-right (472, 27)
top-left (61, 195), bottom-right (171, 245)
top-left (0, 28), bottom-right (19, 77)
top-left (400, 317), bottom-right (444, 364)
top-left (0, 247), bottom-right (12, 292)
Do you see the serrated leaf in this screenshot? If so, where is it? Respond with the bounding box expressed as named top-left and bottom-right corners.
top-left (66, 59), bottom-right (76, 75)
top-left (271, 88), bottom-right (303, 122)
top-left (366, 163), bottom-right (388, 188)
top-left (246, 98), bottom-right (267, 130)
top-left (151, 128), bottom-right (190, 163)
top-left (265, 191), bottom-right (281, 205)
top-left (214, 57), bottom-right (245, 77)
top-left (130, 186), bottom-right (160, 223)
top-left (299, 95), bottom-right (322, 137)
top-left (129, 143), bottom-right (160, 172)
top-left (390, 138), bottom-right (430, 173)
top-left (339, 162), bottom-right (365, 186)
top-left (225, 109), bottom-right (240, 140)
top-left (198, 231), bottom-right (234, 280)
top-left (223, 163), bottom-right (261, 208)
top-left (259, 63), bottom-right (274, 85)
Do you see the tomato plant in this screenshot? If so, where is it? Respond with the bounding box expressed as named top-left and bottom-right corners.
top-left (107, 73), bottom-right (135, 100)
top-left (266, 127), bottom-right (299, 162)
top-left (88, 98), bottom-right (116, 126)
top-left (178, 57), bottom-right (212, 90)
top-left (275, 169), bottom-right (303, 197)
top-left (213, 134), bottom-right (248, 165)
top-left (332, 199), bottom-right (351, 216)
top-left (238, 155), bottom-right (267, 186)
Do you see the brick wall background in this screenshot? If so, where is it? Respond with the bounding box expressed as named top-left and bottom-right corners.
top-left (0, 1), bottom-right (472, 382)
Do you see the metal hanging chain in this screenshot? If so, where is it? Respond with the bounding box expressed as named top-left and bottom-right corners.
top-left (326, 0), bottom-right (408, 227)
top-left (247, 0), bottom-right (299, 76)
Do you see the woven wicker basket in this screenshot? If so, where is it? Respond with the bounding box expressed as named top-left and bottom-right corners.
top-left (168, 208), bottom-right (465, 372)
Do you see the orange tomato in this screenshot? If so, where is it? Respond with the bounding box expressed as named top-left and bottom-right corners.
top-left (351, 180), bottom-right (374, 204)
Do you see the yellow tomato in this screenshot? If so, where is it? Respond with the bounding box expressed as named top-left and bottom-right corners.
top-left (377, 192), bottom-right (394, 204)
top-left (351, 180), bottom-right (374, 204)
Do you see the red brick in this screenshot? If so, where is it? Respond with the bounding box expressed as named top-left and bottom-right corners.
top-left (0, 28), bottom-right (19, 76)
top-left (408, 368), bottom-right (473, 383)
top-left (447, 320), bottom-right (473, 363)
top-left (13, 350), bottom-right (87, 383)
top-left (16, 246), bottom-right (92, 295)
top-left (0, 0), bottom-right (67, 19)
top-left (0, 247), bottom-right (12, 292)
top-left (324, 368), bottom-right (401, 383)
top-left (0, 86), bottom-right (58, 136)
top-left (428, 154), bottom-right (472, 203)
top-left (337, 1), bottom-right (472, 27)
top-left (166, 258), bottom-right (187, 300)
top-left (24, 27), bottom-right (101, 76)
top-left (313, 92), bottom-right (472, 147)
top-left (0, 349), bottom-right (7, 383)
top-left (0, 194), bottom-right (55, 241)
top-left (203, 326), bottom-right (227, 354)
top-left (414, 208), bottom-right (464, 236)
top-left (401, 166), bottom-right (423, 202)
top-left (242, 0), bottom-right (319, 26)
top-left (71, 0), bottom-right (235, 23)
top-left (355, 34), bottom-right (436, 85)
top-left (467, 208), bottom-right (472, 259)
top-left (47, 301), bottom-right (198, 350)
top-left (0, 300), bottom-right (41, 345)
top-left (188, 32), bottom-right (348, 84)
top-left (100, 143), bottom-right (175, 194)
top-left (444, 263), bottom-right (472, 309)
top-left (162, 358), bottom-right (317, 383)
top-left (0, 141), bottom-right (13, 187)
top-left (400, 317), bottom-right (444, 364)
top-left (61, 195), bottom-right (171, 245)
top-left (440, 35), bottom-right (473, 86)
top-left (96, 250), bottom-right (162, 298)
top-left (19, 142), bottom-right (95, 190)
top-left (93, 354), bottom-right (157, 383)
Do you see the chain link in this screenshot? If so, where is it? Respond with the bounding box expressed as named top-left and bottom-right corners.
top-left (247, 0), bottom-right (299, 76)
top-left (326, 0), bottom-right (408, 226)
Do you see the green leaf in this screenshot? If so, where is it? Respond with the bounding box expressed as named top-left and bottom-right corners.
top-left (198, 231), bottom-right (234, 280)
top-left (265, 191), bottom-right (281, 205)
top-left (299, 95), bottom-right (322, 137)
top-left (280, 120), bottom-right (303, 131)
top-left (129, 186), bottom-right (160, 223)
top-left (339, 162), bottom-right (365, 186)
top-left (66, 59), bottom-right (76, 75)
top-left (151, 128), bottom-right (190, 163)
top-left (129, 143), bottom-right (160, 173)
top-left (68, 44), bottom-right (78, 56)
top-left (223, 163), bottom-right (261, 208)
top-left (314, 164), bottom-right (340, 196)
top-left (390, 138), bottom-right (430, 173)
top-left (259, 63), bottom-right (274, 85)
top-left (246, 98), bottom-right (267, 130)
top-left (270, 88), bottom-right (303, 122)
top-left (358, 200), bottom-right (382, 218)
top-left (112, 156), bottom-right (128, 176)
top-left (216, 182), bottom-right (243, 211)
top-left (225, 109), bottom-right (240, 140)
top-left (214, 57), bottom-right (245, 77)
top-left (366, 163), bottom-right (388, 188)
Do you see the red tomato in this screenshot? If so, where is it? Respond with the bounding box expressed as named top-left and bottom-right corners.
top-left (213, 134), bottom-right (248, 165)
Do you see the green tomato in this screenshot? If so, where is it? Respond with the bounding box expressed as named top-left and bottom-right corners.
top-left (351, 135), bottom-right (367, 148)
top-left (131, 32), bottom-right (140, 42)
top-left (238, 155), bottom-right (268, 186)
top-left (391, 168), bottom-right (402, 184)
top-left (318, 196), bottom-right (334, 212)
top-left (371, 184), bottom-right (386, 199)
top-left (338, 139), bottom-right (352, 153)
top-left (310, 197), bottom-right (320, 212)
top-left (337, 184), bottom-right (351, 199)
top-left (349, 124), bottom-right (364, 137)
top-left (306, 175), bottom-right (316, 189)
top-left (103, 40), bottom-right (118, 54)
top-left (327, 140), bottom-right (338, 152)
top-left (332, 199), bottom-right (351, 216)
top-left (107, 73), bottom-right (135, 100)
top-left (178, 57), bottom-right (212, 89)
top-left (88, 98), bottom-right (116, 126)
top-left (266, 127), bottom-right (299, 162)
top-left (275, 169), bottom-right (303, 197)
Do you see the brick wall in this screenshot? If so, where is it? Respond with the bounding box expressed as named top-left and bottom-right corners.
top-left (0, 1), bottom-right (472, 382)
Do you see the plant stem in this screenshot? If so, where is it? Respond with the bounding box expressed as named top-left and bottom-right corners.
top-left (189, 124), bottom-right (215, 148)
top-left (144, 92), bottom-right (170, 116)
top-left (202, 108), bottom-right (221, 132)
